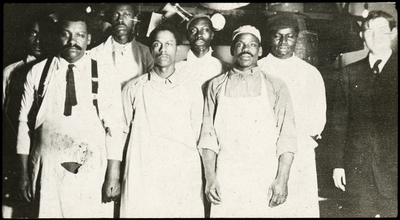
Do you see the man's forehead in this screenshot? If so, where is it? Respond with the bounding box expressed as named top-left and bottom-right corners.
top-left (367, 17), bottom-right (390, 29)
top-left (112, 4), bottom-right (134, 12)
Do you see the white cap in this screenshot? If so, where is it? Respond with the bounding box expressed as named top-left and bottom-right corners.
top-left (232, 25), bottom-right (261, 43)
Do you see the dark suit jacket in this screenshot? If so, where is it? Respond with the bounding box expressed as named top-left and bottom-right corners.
top-left (330, 52), bottom-right (398, 199)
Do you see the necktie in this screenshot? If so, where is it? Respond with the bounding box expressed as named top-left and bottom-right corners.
top-left (372, 59), bottom-right (382, 75)
top-left (64, 64), bottom-right (77, 116)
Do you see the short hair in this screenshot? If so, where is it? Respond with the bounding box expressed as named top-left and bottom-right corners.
top-left (361, 10), bottom-right (397, 31)
top-left (148, 24), bottom-right (182, 47)
top-left (57, 10), bottom-right (91, 33)
top-left (266, 13), bottom-right (299, 35)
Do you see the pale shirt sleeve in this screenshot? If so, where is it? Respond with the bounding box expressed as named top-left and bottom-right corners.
top-left (189, 82), bottom-right (204, 144)
top-left (307, 67), bottom-right (327, 138)
top-left (197, 75), bottom-right (225, 155)
top-left (121, 78), bottom-right (141, 136)
top-left (266, 75), bottom-right (298, 157)
top-left (2, 61), bottom-right (21, 108)
top-left (98, 65), bottom-right (125, 161)
top-left (16, 62), bottom-right (45, 155)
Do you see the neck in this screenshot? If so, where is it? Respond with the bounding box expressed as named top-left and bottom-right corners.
top-left (113, 35), bottom-right (133, 45)
top-left (192, 47), bottom-right (210, 58)
top-left (154, 65), bottom-right (175, 79)
top-left (234, 64), bottom-right (257, 72)
top-left (370, 49), bottom-right (392, 58)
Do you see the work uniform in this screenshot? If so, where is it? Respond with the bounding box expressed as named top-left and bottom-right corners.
top-left (198, 66), bottom-right (297, 217)
top-left (16, 55), bottom-right (124, 218)
top-left (258, 53), bottom-right (326, 217)
top-left (120, 69), bottom-right (204, 218)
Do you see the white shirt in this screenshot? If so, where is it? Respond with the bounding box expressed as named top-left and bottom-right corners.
top-left (175, 48), bottom-right (227, 89)
top-left (17, 55), bottom-right (124, 160)
top-left (258, 53), bottom-right (326, 143)
top-left (90, 36), bottom-right (139, 87)
top-left (368, 50), bottom-right (392, 73)
top-left (3, 55), bottom-right (36, 107)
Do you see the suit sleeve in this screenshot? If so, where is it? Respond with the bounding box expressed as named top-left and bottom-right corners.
top-left (329, 67), bottom-right (349, 169)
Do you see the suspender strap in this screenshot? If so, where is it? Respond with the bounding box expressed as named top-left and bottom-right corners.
top-left (37, 57), bottom-right (53, 105)
top-left (91, 59), bottom-right (99, 116)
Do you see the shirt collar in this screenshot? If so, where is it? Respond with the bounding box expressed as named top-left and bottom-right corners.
top-left (268, 52), bottom-right (296, 62)
top-left (59, 54), bottom-right (88, 73)
top-left (187, 48), bottom-right (213, 61)
top-left (111, 37), bottom-right (132, 54)
top-left (150, 68), bottom-right (179, 85)
top-left (228, 66), bottom-right (260, 78)
top-left (25, 55), bottom-right (36, 64)
top-left (369, 50), bottom-right (392, 70)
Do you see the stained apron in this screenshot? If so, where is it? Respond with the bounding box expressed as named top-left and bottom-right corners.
top-left (210, 74), bottom-right (280, 217)
top-left (120, 80), bottom-right (204, 218)
top-left (30, 67), bottom-right (113, 218)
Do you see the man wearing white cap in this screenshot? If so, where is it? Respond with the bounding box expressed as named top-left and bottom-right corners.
top-left (258, 13), bottom-right (326, 217)
top-left (176, 14), bottom-right (230, 95)
top-left (198, 25), bottom-right (297, 217)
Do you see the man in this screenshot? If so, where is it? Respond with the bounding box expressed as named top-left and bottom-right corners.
top-left (90, 3), bottom-right (153, 88)
top-left (2, 14), bottom-right (55, 218)
top-left (120, 24), bottom-right (204, 218)
top-left (16, 11), bottom-right (124, 218)
top-left (258, 14), bottom-right (326, 217)
top-left (175, 14), bottom-right (230, 94)
top-left (331, 10), bottom-right (398, 218)
top-left (198, 25), bottom-right (297, 218)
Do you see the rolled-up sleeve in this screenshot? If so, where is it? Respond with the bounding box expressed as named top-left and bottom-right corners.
top-left (197, 75), bottom-right (225, 156)
top-left (265, 74), bottom-right (298, 157)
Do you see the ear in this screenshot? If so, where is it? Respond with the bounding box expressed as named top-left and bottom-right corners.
top-left (211, 31), bottom-right (215, 40)
top-left (390, 27), bottom-right (398, 40)
top-left (258, 46), bottom-right (263, 57)
top-left (176, 45), bottom-right (180, 55)
top-left (87, 33), bottom-right (92, 45)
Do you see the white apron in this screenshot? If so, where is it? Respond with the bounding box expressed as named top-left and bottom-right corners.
top-left (211, 74), bottom-right (280, 217)
top-left (30, 66), bottom-right (113, 218)
top-left (274, 134), bottom-right (319, 217)
top-left (120, 80), bottom-right (204, 218)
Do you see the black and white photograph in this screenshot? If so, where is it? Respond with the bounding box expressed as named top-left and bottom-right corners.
top-left (2, 2), bottom-right (398, 218)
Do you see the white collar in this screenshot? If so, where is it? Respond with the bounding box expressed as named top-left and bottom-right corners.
top-left (187, 48), bottom-right (213, 61)
top-left (25, 54), bottom-right (37, 64)
top-left (369, 50), bottom-right (392, 70)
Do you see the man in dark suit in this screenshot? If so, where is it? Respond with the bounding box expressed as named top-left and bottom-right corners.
top-left (330, 10), bottom-right (398, 217)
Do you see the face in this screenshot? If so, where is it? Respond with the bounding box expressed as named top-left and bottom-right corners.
top-left (362, 17), bottom-right (397, 54)
top-left (269, 27), bottom-right (297, 59)
top-left (151, 30), bottom-right (179, 68)
top-left (232, 33), bottom-right (262, 70)
top-left (110, 4), bottom-right (136, 38)
top-left (188, 17), bottom-right (214, 53)
top-left (59, 21), bottom-right (91, 63)
top-left (26, 22), bottom-right (42, 58)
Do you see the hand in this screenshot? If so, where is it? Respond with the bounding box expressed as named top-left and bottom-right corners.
top-left (205, 177), bottom-right (222, 205)
top-left (102, 177), bottom-right (121, 203)
top-left (333, 168), bottom-right (346, 191)
top-left (268, 178), bottom-right (288, 208)
top-left (17, 175), bottom-right (32, 203)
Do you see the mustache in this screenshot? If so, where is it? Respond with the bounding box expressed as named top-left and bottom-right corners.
top-left (60, 43), bottom-right (82, 51)
top-left (238, 51), bottom-right (253, 57)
